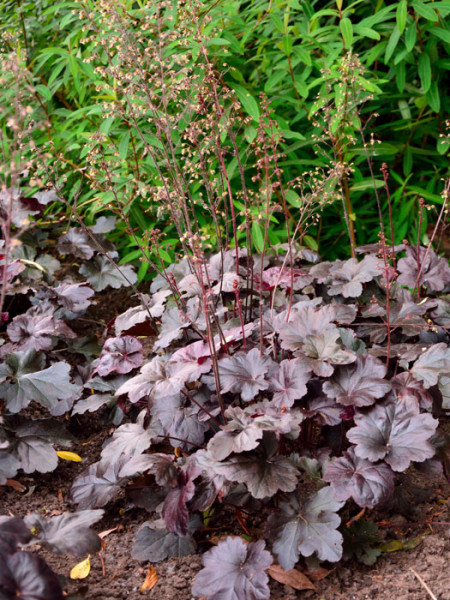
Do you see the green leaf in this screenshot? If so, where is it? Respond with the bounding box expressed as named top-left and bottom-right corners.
top-left (340, 17), bottom-right (353, 48)
top-left (294, 79), bottom-right (309, 98)
top-left (385, 26), bottom-right (401, 63)
top-left (353, 26), bottom-right (381, 40)
top-left (429, 26), bottom-right (450, 44)
top-left (437, 138), bottom-right (450, 155)
top-left (398, 99), bottom-right (411, 120)
top-left (397, 0), bottom-right (408, 34)
top-left (252, 221), bottom-right (265, 252)
top-left (118, 131), bottom-right (130, 160)
top-left (405, 23), bottom-right (417, 52)
top-left (35, 84), bottom-right (52, 102)
top-left (303, 235), bottom-right (318, 251)
top-left (412, 0), bottom-right (437, 20)
top-left (418, 53), bottom-right (432, 92)
top-left (283, 34), bottom-right (293, 56)
top-left (426, 81), bottom-right (441, 112)
top-left (403, 145), bottom-right (413, 175)
top-left (264, 70), bottom-right (286, 92)
top-left (350, 179), bottom-right (385, 191)
top-left (231, 84), bottom-right (260, 122)
top-left (100, 117), bottom-right (115, 135)
top-left (207, 38), bottom-right (231, 47)
top-left (293, 46), bottom-right (312, 66)
top-left (396, 61), bottom-right (406, 92)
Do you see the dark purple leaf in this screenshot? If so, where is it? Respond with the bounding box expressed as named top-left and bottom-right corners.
top-left (0, 516), bottom-right (32, 547)
top-left (192, 537), bottom-right (272, 600)
top-left (258, 266), bottom-right (312, 291)
top-left (94, 336), bottom-right (143, 376)
top-left (268, 359), bottom-right (311, 407)
top-left (153, 298), bottom-right (203, 350)
top-left (169, 341), bottom-right (212, 384)
top-left (397, 246), bottom-right (450, 291)
top-left (267, 486), bottom-right (345, 569)
top-left (218, 348), bottom-right (273, 402)
top-left (347, 398), bottom-right (438, 471)
top-left (276, 306), bottom-right (337, 351)
top-left (57, 228), bottom-right (95, 260)
top-left (323, 447), bottom-right (394, 508)
top-left (51, 283), bottom-right (94, 313)
top-left (89, 215), bottom-right (117, 234)
top-left (0, 552), bottom-right (64, 600)
top-left (212, 434), bottom-right (299, 499)
top-left (359, 296), bottom-right (428, 343)
top-left (306, 396), bottom-right (342, 426)
top-left (0, 452), bottom-right (20, 485)
top-left (296, 329), bottom-right (356, 377)
top-left (162, 466), bottom-right (199, 536)
top-left (116, 356), bottom-right (181, 403)
top-left (132, 518), bottom-right (198, 563)
top-left (391, 372), bottom-right (433, 410)
top-left (410, 343), bottom-right (450, 388)
top-left (70, 457), bottom-right (127, 509)
top-left (0, 188), bottom-right (44, 228)
top-left (79, 255), bottom-right (137, 291)
top-left (100, 410), bottom-right (151, 461)
top-left (7, 313), bottom-right (76, 352)
top-left (24, 510), bottom-right (104, 556)
top-left (118, 453), bottom-right (178, 486)
top-left (0, 351), bottom-right (80, 414)
top-left (327, 255), bottom-right (382, 297)
top-left (322, 356), bottom-right (391, 407)
top-left (207, 404), bottom-right (302, 461)
top-left (114, 290), bottom-right (171, 335)
top-left (12, 437), bottom-right (58, 474)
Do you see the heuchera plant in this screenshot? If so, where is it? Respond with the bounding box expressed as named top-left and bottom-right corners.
top-left (2, 200), bottom-right (450, 599)
top-left (61, 244), bottom-right (449, 598)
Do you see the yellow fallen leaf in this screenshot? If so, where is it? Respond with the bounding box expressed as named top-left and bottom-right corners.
top-left (141, 565), bottom-right (158, 591)
top-left (56, 451), bottom-right (82, 463)
top-left (70, 555), bottom-right (91, 579)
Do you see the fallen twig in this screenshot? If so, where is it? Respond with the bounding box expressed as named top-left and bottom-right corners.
top-left (410, 568), bottom-right (438, 600)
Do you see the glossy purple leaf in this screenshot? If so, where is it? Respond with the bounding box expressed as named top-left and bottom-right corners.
top-left (218, 348), bottom-right (273, 402)
top-left (268, 358), bottom-right (311, 407)
top-left (212, 434), bottom-right (299, 499)
top-left (79, 254), bottom-right (137, 291)
top-left (116, 356), bottom-right (181, 403)
top-left (323, 447), bottom-right (394, 508)
top-left (322, 356), bottom-right (391, 407)
top-left (57, 227), bottom-right (95, 260)
top-left (0, 552), bottom-right (64, 600)
top-left (24, 510), bottom-right (104, 556)
top-left (397, 246), bottom-right (450, 291)
top-left (114, 290), bottom-right (171, 335)
top-left (192, 537), bottom-right (272, 600)
top-left (100, 410), bottom-right (151, 461)
top-left (94, 336), bottom-right (143, 376)
top-left (267, 486), bottom-right (345, 569)
top-left (70, 456), bottom-right (127, 509)
top-left (347, 399), bottom-right (438, 471)
top-left (132, 518), bottom-right (198, 563)
top-left (327, 255), bottom-right (382, 297)
top-left (7, 313), bottom-right (76, 352)
top-left (118, 453), bottom-right (178, 486)
top-left (162, 466), bottom-right (199, 536)
top-left (410, 343), bottom-right (450, 388)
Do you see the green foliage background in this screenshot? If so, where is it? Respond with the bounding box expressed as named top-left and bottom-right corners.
top-left (1, 0), bottom-right (449, 274)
